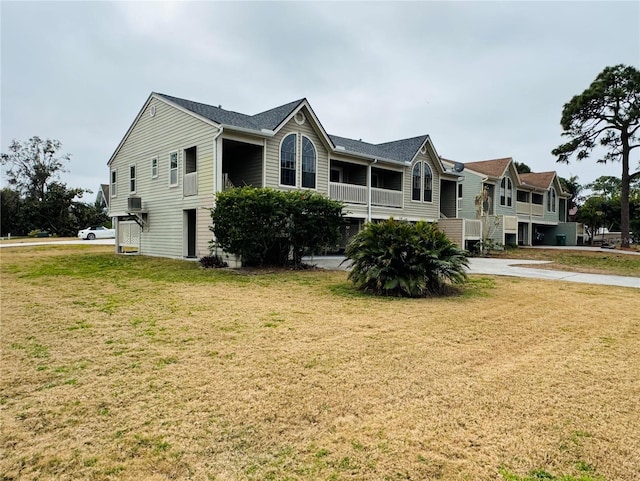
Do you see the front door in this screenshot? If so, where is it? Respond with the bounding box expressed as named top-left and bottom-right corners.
top-left (186, 209), bottom-right (196, 258)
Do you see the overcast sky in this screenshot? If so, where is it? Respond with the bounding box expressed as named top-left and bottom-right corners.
top-left (2, 1), bottom-right (639, 202)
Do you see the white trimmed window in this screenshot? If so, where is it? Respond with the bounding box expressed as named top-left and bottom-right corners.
top-left (110, 170), bottom-right (117, 197)
top-left (169, 151), bottom-right (178, 186)
top-left (423, 164), bottom-right (433, 202)
top-left (500, 177), bottom-right (513, 207)
top-left (151, 157), bottom-right (158, 178)
top-left (411, 161), bottom-right (433, 202)
top-left (301, 136), bottom-right (316, 189)
top-left (280, 133), bottom-right (296, 186)
top-left (129, 165), bottom-right (136, 193)
top-left (412, 163), bottom-right (421, 201)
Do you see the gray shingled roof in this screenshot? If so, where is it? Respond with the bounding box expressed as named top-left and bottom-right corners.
top-left (156, 93), bottom-right (304, 132)
top-left (157, 93), bottom-right (429, 164)
top-left (329, 134), bottom-right (429, 163)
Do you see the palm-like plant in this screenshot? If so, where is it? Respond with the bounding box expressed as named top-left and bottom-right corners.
top-left (344, 219), bottom-right (469, 297)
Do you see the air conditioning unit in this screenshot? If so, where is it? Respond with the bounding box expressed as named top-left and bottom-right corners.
top-left (127, 196), bottom-right (142, 212)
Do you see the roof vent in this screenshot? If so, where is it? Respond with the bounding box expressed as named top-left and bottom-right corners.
top-left (336, 145), bottom-right (346, 151)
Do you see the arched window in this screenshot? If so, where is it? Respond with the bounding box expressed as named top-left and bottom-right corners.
top-left (500, 177), bottom-right (513, 207)
top-left (412, 163), bottom-right (422, 201)
top-left (301, 136), bottom-right (316, 189)
top-left (280, 133), bottom-right (296, 186)
top-left (423, 164), bottom-right (433, 202)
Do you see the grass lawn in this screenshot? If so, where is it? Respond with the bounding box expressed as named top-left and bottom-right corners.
top-left (1, 245), bottom-right (639, 481)
top-left (492, 247), bottom-right (640, 277)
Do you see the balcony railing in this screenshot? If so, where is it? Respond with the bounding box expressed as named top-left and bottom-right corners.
top-left (184, 172), bottom-right (197, 196)
top-left (329, 182), bottom-right (403, 208)
top-left (371, 187), bottom-right (403, 208)
top-left (330, 182), bottom-right (367, 204)
top-left (516, 201), bottom-right (543, 216)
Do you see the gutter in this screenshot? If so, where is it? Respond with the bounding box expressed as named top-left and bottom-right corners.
top-left (367, 158), bottom-right (378, 222)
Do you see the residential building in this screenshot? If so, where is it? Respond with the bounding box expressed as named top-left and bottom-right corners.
top-left (442, 157), bottom-right (583, 247)
top-left (107, 93), bottom-right (463, 259)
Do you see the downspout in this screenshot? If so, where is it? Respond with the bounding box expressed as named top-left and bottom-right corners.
top-left (211, 127), bottom-right (223, 258)
top-left (367, 159), bottom-right (378, 222)
top-left (213, 126), bottom-right (224, 194)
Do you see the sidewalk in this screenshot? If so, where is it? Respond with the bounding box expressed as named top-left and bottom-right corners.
top-left (303, 256), bottom-right (640, 289)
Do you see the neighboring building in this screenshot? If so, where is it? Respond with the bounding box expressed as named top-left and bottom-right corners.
top-left (107, 93), bottom-right (465, 259)
top-left (95, 184), bottom-right (110, 212)
top-left (443, 157), bottom-right (583, 247)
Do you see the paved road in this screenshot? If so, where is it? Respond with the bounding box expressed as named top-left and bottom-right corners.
top-left (303, 255), bottom-right (640, 289)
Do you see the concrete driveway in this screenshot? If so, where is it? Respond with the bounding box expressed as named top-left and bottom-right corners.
top-left (303, 255), bottom-right (640, 289)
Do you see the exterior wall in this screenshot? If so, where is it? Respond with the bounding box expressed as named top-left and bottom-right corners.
top-left (401, 150), bottom-right (441, 221)
top-left (494, 172), bottom-right (517, 218)
top-left (552, 222), bottom-right (580, 246)
top-left (109, 97), bottom-right (216, 258)
top-left (457, 171), bottom-right (484, 220)
top-left (437, 218), bottom-right (464, 246)
top-left (264, 106), bottom-right (330, 193)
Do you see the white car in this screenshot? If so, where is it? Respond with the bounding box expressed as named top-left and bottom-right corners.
top-left (78, 226), bottom-right (115, 240)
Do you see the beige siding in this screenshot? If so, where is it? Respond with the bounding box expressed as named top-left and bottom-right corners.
top-left (437, 218), bottom-right (464, 246)
top-left (110, 98), bottom-right (217, 258)
top-left (400, 151), bottom-right (441, 221)
top-left (264, 107), bottom-right (330, 193)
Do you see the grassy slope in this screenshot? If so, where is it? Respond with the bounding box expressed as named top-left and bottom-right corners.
top-left (1, 245), bottom-right (639, 481)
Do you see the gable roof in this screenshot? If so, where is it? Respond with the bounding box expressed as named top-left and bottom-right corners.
top-left (328, 134), bottom-right (429, 164)
top-left (156, 93), bottom-right (304, 132)
top-left (519, 171), bottom-right (556, 190)
top-left (463, 158), bottom-right (512, 178)
top-left (110, 92), bottom-right (443, 167)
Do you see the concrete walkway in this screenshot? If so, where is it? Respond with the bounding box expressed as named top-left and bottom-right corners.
top-left (303, 255), bottom-right (640, 289)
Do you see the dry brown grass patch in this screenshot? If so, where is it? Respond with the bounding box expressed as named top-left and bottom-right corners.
top-left (1, 246), bottom-right (639, 480)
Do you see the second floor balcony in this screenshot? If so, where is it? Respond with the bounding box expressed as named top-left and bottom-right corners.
top-left (516, 200), bottom-right (543, 216)
top-left (329, 182), bottom-right (403, 208)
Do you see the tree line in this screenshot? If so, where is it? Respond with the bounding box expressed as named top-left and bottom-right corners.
top-left (1, 137), bottom-right (109, 237)
top-left (2, 65), bottom-right (638, 245)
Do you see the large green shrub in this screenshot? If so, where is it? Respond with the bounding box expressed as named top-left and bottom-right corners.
top-left (344, 219), bottom-right (469, 297)
top-left (210, 187), bottom-right (344, 267)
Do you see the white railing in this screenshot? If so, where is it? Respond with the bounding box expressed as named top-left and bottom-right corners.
top-left (517, 201), bottom-right (543, 217)
top-left (329, 182), bottom-right (404, 208)
top-left (516, 201), bottom-right (530, 215)
top-left (465, 219), bottom-right (482, 239)
top-left (184, 172), bottom-right (198, 196)
top-left (531, 203), bottom-right (543, 216)
top-left (371, 187), bottom-right (403, 208)
top-left (330, 182), bottom-right (367, 204)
